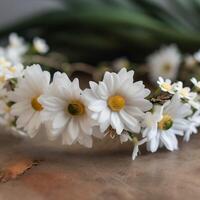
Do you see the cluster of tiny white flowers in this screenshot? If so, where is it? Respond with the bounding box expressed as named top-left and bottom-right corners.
top-left (0, 34), bottom-right (200, 160)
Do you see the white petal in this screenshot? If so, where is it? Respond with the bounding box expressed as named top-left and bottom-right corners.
top-left (52, 112), bottom-right (69, 129)
top-left (119, 110), bottom-right (140, 133)
top-left (110, 112), bottom-right (124, 135)
top-left (89, 100), bottom-right (107, 112)
top-left (67, 118), bottom-right (79, 142)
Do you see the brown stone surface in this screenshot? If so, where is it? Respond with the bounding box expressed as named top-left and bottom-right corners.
top-left (0, 130), bottom-right (200, 200)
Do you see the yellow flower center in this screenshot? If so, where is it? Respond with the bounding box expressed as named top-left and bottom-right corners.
top-left (68, 100), bottom-right (85, 116)
top-left (158, 114), bottom-right (173, 130)
top-left (108, 95), bottom-right (125, 112)
top-left (161, 83), bottom-right (172, 91)
top-left (162, 63), bottom-right (171, 73)
top-left (8, 66), bottom-right (16, 73)
top-left (31, 97), bottom-right (43, 111)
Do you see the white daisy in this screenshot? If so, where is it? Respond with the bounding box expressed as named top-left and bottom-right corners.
top-left (39, 72), bottom-right (95, 147)
top-left (191, 77), bottom-right (200, 89)
top-left (4, 33), bottom-right (28, 64)
top-left (84, 68), bottom-right (152, 135)
top-left (157, 77), bottom-right (175, 94)
top-left (147, 45), bottom-right (181, 83)
top-left (142, 95), bottom-right (192, 152)
top-left (174, 81), bottom-right (196, 100)
top-left (184, 110), bottom-right (200, 142)
top-left (0, 62), bottom-right (24, 81)
top-left (33, 37), bottom-right (49, 54)
top-left (9, 64), bottom-right (50, 137)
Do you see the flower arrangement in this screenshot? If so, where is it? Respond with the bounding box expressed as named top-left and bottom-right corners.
top-left (1, 33), bottom-right (200, 160)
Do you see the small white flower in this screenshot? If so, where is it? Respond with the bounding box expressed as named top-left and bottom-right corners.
top-left (191, 77), bottom-right (200, 89)
top-left (0, 57), bottom-right (12, 67)
top-left (84, 68), bottom-right (152, 135)
top-left (8, 33), bottom-right (25, 49)
top-left (33, 37), bottom-right (49, 54)
top-left (194, 50), bottom-right (200, 62)
top-left (9, 64), bottom-right (50, 137)
top-left (142, 95), bottom-right (192, 152)
top-left (184, 110), bottom-right (200, 142)
top-left (6, 33), bottom-right (28, 64)
top-left (157, 77), bottom-right (175, 94)
top-left (1, 63), bottom-right (24, 81)
top-left (112, 57), bottom-right (129, 71)
top-left (147, 45), bottom-right (181, 83)
top-left (39, 72), bottom-right (94, 147)
top-left (0, 57), bottom-right (24, 86)
top-left (174, 81), bottom-right (196, 100)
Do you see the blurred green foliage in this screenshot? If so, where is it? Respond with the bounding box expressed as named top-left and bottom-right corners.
top-left (1, 0), bottom-right (200, 63)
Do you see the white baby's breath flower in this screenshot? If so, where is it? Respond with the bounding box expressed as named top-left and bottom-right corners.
top-left (33, 37), bottom-right (49, 54)
top-left (9, 64), bottom-right (50, 137)
top-left (39, 72), bottom-right (95, 147)
top-left (191, 77), bottom-right (200, 89)
top-left (142, 95), bottom-right (192, 152)
top-left (157, 77), bottom-right (175, 94)
top-left (147, 45), bottom-right (181, 83)
top-left (84, 68), bottom-right (152, 136)
top-left (184, 110), bottom-right (200, 142)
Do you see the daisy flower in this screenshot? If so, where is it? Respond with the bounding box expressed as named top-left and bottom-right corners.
top-left (184, 110), bottom-right (200, 142)
top-left (5, 33), bottom-right (28, 64)
top-left (173, 81), bottom-right (196, 100)
top-left (147, 45), bottom-right (181, 83)
top-left (191, 77), bottom-right (200, 89)
top-left (142, 95), bottom-right (192, 152)
top-left (1, 63), bottom-right (24, 81)
top-left (33, 37), bottom-right (49, 54)
top-left (84, 68), bottom-right (152, 135)
top-left (9, 64), bottom-right (50, 137)
top-left (157, 77), bottom-right (175, 94)
top-left (39, 72), bottom-right (95, 148)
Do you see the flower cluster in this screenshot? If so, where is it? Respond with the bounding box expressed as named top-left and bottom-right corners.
top-left (0, 33), bottom-right (49, 134)
top-left (0, 63), bottom-right (199, 160)
top-left (0, 34), bottom-right (200, 161)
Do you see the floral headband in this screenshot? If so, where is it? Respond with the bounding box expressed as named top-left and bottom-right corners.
top-left (0, 33), bottom-right (200, 160)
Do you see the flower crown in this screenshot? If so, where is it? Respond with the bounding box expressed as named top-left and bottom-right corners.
top-left (1, 33), bottom-right (200, 160)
